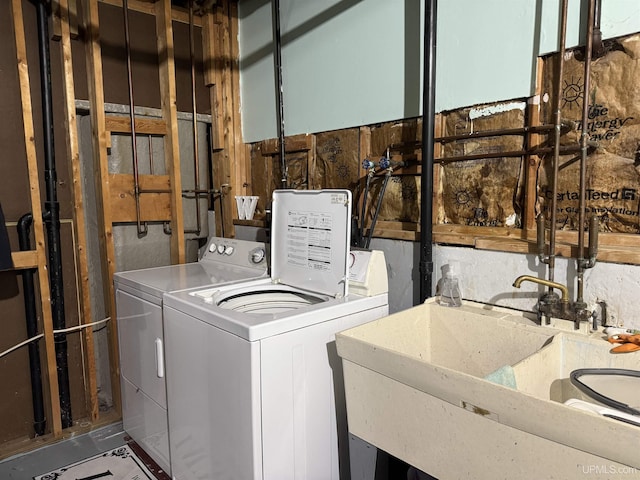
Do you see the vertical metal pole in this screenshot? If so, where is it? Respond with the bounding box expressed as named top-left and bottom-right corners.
top-left (548, 0), bottom-right (569, 286)
top-left (122, 0), bottom-right (147, 236)
top-left (271, 0), bottom-right (287, 188)
top-left (577, 0), bottom-right (596, 306)
top-left (419, 0), bottom-right (437, 303)
top-left (35, 0), bottom-right (72, 429)
top-left (185, 0), bottom-right (202, 234)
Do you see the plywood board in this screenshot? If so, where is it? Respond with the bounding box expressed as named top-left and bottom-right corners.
top-left (109, 173), bottom-right (172, 222)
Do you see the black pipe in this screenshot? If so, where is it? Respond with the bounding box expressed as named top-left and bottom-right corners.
top-left (35, 0), bottom-right (72, 428)
top-left (365, 172), bottom-right (391, 249)
top-left (592, 0), bottom-right (605, 58)
top-left (271, 0), bottom-right (287, 187)
top-left (18, 214), bottom-right (46, 437)
top-left (419, 0), bottom-right (437, 303)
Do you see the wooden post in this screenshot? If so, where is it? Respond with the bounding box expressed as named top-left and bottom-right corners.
top-left (10, 0), bottom-right (62, 436)
top-left (524, 58), bottom-right (545, 232)
top-left (204, 9), bottom-right (234, 237)
top-left (432, 114), bottom-right (444, 227)
top-left (59, 0), bottom-right (99, 421)
top-left (82, 0), bottom-right (122, 415)
top-left (156, 0), bottom-right (186, 262)
top-left (228, 2), bottom-right (247, 199)
top-left (357, 126), bottom-right (371, 231)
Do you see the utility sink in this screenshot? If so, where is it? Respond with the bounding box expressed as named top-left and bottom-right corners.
top-left (336, 299), bottom-right (640, 480)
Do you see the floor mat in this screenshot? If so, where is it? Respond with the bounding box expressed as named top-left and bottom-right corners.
top-left (33, 444), bottom-right (155, 480)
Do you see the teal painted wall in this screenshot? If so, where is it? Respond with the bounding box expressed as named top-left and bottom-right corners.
top-left (238, 0), bottom-right (640, 143)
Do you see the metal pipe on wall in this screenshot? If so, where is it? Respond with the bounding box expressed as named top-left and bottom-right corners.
top-left (577, 0), bottom-right (597, 307)
top-left (35, 0), bottom-right (72, 429)
top-left (18, 214), bottom-right (46, 436)
top-left (419, 0), bottom-right (437, 303)
top-left (271, 0), bottom-right (287, 188)
top-left (122, 0), bottom-right (148, 237)
top-left (547, 0), bottom-right (569, 287)
top-left (184, 0), bottom-right (203, 235)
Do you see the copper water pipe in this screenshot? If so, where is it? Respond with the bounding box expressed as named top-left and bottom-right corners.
top-left (577, 0), bottom-right (597, 306)
top-left (183, 0), bottom-right (202, 235)
top-left (547, 0), bottom-right (569, 285)
top-left (434, 144), bottom-right (586, 164)
top-left (435, 124), bottom-right (568, 144)
top-left (122, 0), bottom-right (148, 237)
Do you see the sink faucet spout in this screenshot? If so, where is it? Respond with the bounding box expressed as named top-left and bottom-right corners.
top-left (512, 275), bottom-right (570, 303)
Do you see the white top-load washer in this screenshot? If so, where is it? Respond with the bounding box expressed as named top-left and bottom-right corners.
top-left (162, 190), bottom-right (389, 480)
top-left (113, 237), bottom-right (268, 475)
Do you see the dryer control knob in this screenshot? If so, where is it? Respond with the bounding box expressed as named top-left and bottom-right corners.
top-left (250, 247), bottom-right (266, 264)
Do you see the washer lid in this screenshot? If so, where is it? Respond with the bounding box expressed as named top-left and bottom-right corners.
top-left (271, 189), bottom-right (352, 298)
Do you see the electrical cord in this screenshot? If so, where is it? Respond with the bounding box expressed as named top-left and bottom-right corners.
top-left (0, 317), bottom-right (111, 359)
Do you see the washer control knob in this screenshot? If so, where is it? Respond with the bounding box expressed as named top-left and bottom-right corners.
top-left (208, 243), bottom-right (217, 253)
top-left (224, 246), bottom-right (235, 255)
top-left (250, 247), bottom-right (266, 264)
top-left (217, 244), bottom-right (226, 254)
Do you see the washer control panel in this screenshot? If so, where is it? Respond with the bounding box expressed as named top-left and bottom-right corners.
top-left (202, 237), bottom-right (267, 269)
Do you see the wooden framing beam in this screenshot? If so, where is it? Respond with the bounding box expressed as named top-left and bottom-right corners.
top-left (10, 0), bottom-right (62, 436)
top-left (60, 0), bottom-right (99, 421)
top-left (100, 0), bottom-right (201, 26)
top-left (155, 0), bottom-right (186, 263)
top-left (206, 7), bottom-right (234, 237)
top-left (524, 58), bottom-right (545, 231)
top-left (105, 116), bottom-right (167, 135)
top-left (83, 0), bottom-right (122, 415)
top-left (109, 174), bottom-right (172, 222)
top-left (228, 2), bottom-right (247, 199)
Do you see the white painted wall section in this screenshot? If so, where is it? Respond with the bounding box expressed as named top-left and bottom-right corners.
top-left (238, 0), bottom-right (640, 142)
top-left (434, 245), bottom-right (640, 331)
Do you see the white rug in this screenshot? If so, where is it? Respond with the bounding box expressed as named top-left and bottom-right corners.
top-left (34, 444), bottom-right (155, 480)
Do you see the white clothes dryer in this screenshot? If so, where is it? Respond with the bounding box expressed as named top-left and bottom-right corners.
top-left (162, 190), bottom-right (389, 480)
top-left (113, 237), bottom-right (268, 474)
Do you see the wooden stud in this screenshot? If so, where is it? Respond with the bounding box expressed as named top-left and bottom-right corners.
top-left (82, 0), bottom-right (122, 415)
top-left (51, 0), bottom-right (62, 40)
top-left (203, 12), bottom-right (224, 147)
top-left (260, 134), bottom-right (313, 156)
top-left (524, 58), bottom-right (545, 231)
top-left (219, 3), bottom-right (239, 233)
top-left (68, 0), bottom-right (79, 38)
top-left (209, 5), bottom-right (235, 237)
top-left (228, 2), bottom-right (247, 199)
top-left (10, 251), bottom-right (39, 269)
top-left (100, 0), bottom-right (202, 26)
top-left (10, 0), bottom-right (62, 436)
top-left (59, 0), bottom-right (99, 421)
top-left (356, 126), bottom-right (371, 232)
top-left (202, 11), bottom-right (216, 88)
top-left (155, 0), bottom-right (186, 263)
top-left (105, 116), bottom-right (167, 135)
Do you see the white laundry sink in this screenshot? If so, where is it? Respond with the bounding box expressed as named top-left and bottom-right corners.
top-left (336, 299), bottom-right (640, 480)
top-left (512, 332), bottom-right (640, 404)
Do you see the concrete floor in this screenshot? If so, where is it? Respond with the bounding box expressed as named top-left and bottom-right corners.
top-left (0, 423), bottom-right (127, 479)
